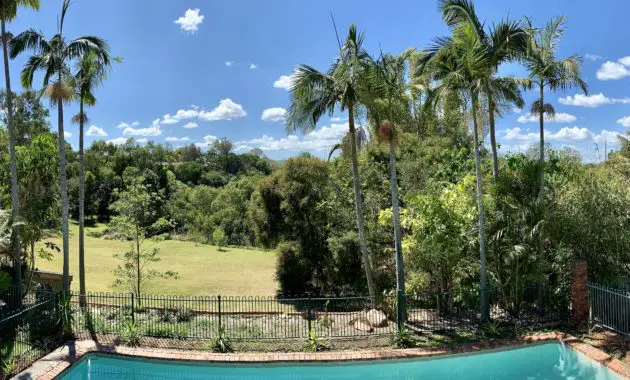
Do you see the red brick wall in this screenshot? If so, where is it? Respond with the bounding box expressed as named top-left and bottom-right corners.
top-left (571, 261), bottom-right (588, 328)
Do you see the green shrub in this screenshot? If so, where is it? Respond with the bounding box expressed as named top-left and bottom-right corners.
top-left (118, 321), bottom-right (141, 347)
top-left (392, 327), bottom-right (415, 349)
top-left (56, 294), bottom-right (75, 337)
top-left (303, 330), bottom-right (327, 352)
top-left (208, 328), bottom-right (233, 353)
top-left (176, 309), bottom-right (195, 323)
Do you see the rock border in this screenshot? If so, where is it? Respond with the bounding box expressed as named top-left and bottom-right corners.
top-left (13, 332), bottom-right (630, 379)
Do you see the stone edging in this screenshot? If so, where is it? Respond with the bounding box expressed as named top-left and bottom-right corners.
top-left (13, 332), bottom-right (630, 379)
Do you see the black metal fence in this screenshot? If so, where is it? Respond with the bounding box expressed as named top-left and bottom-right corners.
top-left (0, 286), bottom-right (61, 380)
top-left (588, 282), bottom-right (630, 335)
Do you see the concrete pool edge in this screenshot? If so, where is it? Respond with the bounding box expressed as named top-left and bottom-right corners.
top-left (13, 332), bottom-right (630, 379)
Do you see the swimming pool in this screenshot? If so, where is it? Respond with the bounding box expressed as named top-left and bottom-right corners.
top-left (59, 342), bottom-right (622, 379)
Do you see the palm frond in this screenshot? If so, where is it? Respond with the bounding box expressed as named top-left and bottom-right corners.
top-left (286, 64), bottom-right (336, 134)
top-left (8, 28), bottom-right (48, 58)
top-left (529, 99), bottom-right (555, 117)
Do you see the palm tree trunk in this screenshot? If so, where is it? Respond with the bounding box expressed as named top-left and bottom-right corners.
top-left (538, 83), bottom-right (545, 197)
top-left (347, 106), bottom-right (376, 302)
top-left (488, 95), bottom-right (499, 181)
top-left (58, 94), bottom-right (70, 294)
top-left (472, 95), bottom-right (489, 323)
top-left (2, 19), bottom-right (23, 291)
top-left (78, 99), bottom-right (86, 306)
top-left (388, 138), bottom-right (405, 324)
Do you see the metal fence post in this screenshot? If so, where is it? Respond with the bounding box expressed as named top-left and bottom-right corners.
top-left (130, 293), bottom-right (135, 323)
top-left (307, 293), bottom-right (312, 335)
top-left (217, 295), bottom-right (222, 333)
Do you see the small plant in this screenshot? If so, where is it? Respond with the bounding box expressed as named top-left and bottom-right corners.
top-left (392, 327), bottom-right (415, 349)
top-left (158, 310), bottom-right (177, 323)
top-left (118, 321), bottom-right (141, 347)
top-left (318, 315), bottom-right (333, 329)
top-left (176, 308), bottom-right (195, 323)
top-left (56, 293), bottom-right (75, 337)
top-left (1, 357), bottom-right (16, 377)
top-left (212, 228), bottom-right (227, 251)
top-left (480, 320), bottom-right (503, 339)
top-left (303, 330), bottom-right (327, 352)
top-left (208, 327), bottom-right (233, 353)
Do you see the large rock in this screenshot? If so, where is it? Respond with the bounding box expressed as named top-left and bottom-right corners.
top-left (366, 309), bottom-right (388, 328)
top-left (353, 318), bottom-right (373, 333)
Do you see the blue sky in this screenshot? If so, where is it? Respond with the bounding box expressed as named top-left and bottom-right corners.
top-left (8, 0), bottom-right (630, 161)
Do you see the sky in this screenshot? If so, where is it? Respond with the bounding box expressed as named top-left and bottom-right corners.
top-left (7, 0), bottom-right (630, 162)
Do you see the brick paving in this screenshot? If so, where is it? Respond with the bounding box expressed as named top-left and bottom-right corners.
top-left (12, 331), bottom-right (630, 379)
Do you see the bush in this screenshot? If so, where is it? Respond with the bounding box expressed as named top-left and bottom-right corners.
top-left (118, 321), bottom-right (141, 347)
top-left (275, 242), bottom-right (310, 294)
top-left (392, 327), bottom-right (415, 349)
top-left (208, 327), bottom-right (233, 353)
top-left (176, 308), bottom-right (195, 323)
top-left (303, 331), bottom-right (327, 352)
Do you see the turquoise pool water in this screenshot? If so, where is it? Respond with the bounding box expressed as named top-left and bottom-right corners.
top-left (59, 342), bottom-right (622, 379)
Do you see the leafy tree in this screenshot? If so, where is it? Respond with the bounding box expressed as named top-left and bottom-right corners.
top-left (287, 24), bottom-right (376, 299)
top-left (10, 0), bottom-right (111, 292)
top-left (0, 0), bottom-right (41, 289)
top-left (109, 177), bottom-right (176, 304)
top-left (212, 227), bottom-right (227, 251)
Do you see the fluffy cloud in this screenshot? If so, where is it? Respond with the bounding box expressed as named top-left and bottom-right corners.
top-left (161, 109), bottom-right (199, 124)
top-left (86, 125), bottom-right (107, 137)
top-left (234, 122), bottom-right (349, 153)
top-left (224, 61), bottom-right (234, 67)
top-left (504, 126), bottom-right (616, 145)
top-left (584, 53), bottom-right (602, 61)
top-left (249, 63), bottom-right (257, 69)
top-left (107, 137), bottom-right (129, 145)
top-left (516, 112), bottom-right (576, 123)
top-left (261, 107), bottom-right (287, 122)
top-left (330, 116), bottom-right (348, 122)
top-left (182, 122), bottom-right (198, 129)
top-left (195, 135), bottom-right (218, 149)
top-left (617, 116), bottom-right (630, 127)
top-left (136, 138), bottom-right (148, 144)
top-left (64, 131), bottom-right (72, 138)
top-left (122, 119), bottom-right (162, 137)
top-left (549, 126), bottom-right (591, 141)
top-left (596, 57), bottom-right (630, 80)
top-left (165, 136), bottom-right (190, 142)
top-left (273, 74), bottom-right (294, 90)
top-left (198, 99), bottom-right (246, 121)
top-left (174, 8), bottom-right (204, 33)
top-left (593, 130), bottom-right (623, 145)
top-left (117, 121), bottom-right (139, 129)
top-left (559, 93), bottom-right (630, 108)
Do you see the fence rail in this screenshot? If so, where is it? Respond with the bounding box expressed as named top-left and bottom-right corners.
top-left (588, 282), bottom-right (630, 335)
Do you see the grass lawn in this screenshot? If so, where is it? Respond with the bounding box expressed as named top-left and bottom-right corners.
top-left (34, 223), bottom-right (278, 296)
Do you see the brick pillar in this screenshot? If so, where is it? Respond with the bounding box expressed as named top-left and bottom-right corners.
top-left (571, 261), bottom-right (588, 328)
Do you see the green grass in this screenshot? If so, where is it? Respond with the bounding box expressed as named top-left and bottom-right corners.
top-left (35, 222), bottom-right (278, 296)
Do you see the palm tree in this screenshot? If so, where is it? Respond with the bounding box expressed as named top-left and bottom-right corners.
top-left (522, 16), bottom-right (587, 196)
top-left (363, 52), bottom-right (411, 324)
top-left (73, 51), bottom-right (111, 303)
top-left (0, 0), bottom-right (40, 291)
top-left (439, 0), bottom-right (527, 180)
top-left (417, 23), bottom-right (491, 322)
top-left (287, 24), bottom-right (376, 300)
top-left (10, 0), bottom-right (110, 293)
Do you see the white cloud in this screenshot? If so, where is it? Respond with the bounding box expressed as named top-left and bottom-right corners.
top-left (234, 122), bottom-right (349, 153)
top-left (584, 53), bottom-right (602, 61)
top-left (504, 126), bottom-right (620, 146)
top-left (516, 112), bottom-right (576, 123)
top-left (107, 137), bottom-right (129, 146)
top-left (161, 109), bottom-right (199, 124)
top-left (548, 126), bottom-right (591, 141)
top-left (596, 57), bottom-right (630, 80)
top-left (594, 130), bottom-right (623, 145)
top-left (504, 127), bottom-right (538, 142)
top-left (249, 63), bottom-right (257, 69)
top-left (174, 8), bottom-right (204, 33)
top-left (86, 125), bottom-right (107, 137)
top-left (273, 74), bottom-right (294, 90)
top-left (559, 92), bottom-right (630, 108)
top-left (117, 121), bottom-right (139, 129)
top-left (195, 135), bottom-right (218, 149)
top-left (224, 61), bottom-right (234, 67)
top-left (617, 116), bottom-right (630, 127)
top-left (136, 138), bottom-right (148, 144)
top-left (123, 119), bottom-right (162, 137)
top-left (330, 116), bottom-right (348, 122)
top-left (511, 107), bottom-right (522, 114)
top-left (64, 131), bottom-right (72, 138)
top-left (261, 107), bottom-right (287, 122)
top-left (165, 136), bottom-right (190, 142)
top-left (198, 98), bottom-right (246, 121)
top-left (182, 122), bottom-right (198, 129)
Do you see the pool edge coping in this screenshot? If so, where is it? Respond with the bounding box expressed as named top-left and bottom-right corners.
top-left (13, 331), bottom-right (630, 379)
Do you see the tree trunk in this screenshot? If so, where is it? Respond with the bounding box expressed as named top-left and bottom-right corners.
top-left (136, 230), bottom-right (141, 306)
top-left (488, 95), bottom-right (499, 181)
top-left (58, 94), bottom-right (70, 294)
top-left (2, 19), bottom-right (23, 292)
top-left (79, 100), bottom-right (86, 306)
top-left (388, 139), bottom-right (406, 323)
top-left (347, 106), bottom-right (376, 301)
top-left (472, 95), bottom-right (489, 323)
top-left (538, 83), bottom-right (545, 197)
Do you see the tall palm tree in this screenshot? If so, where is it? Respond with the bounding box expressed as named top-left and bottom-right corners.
top-left (0, 0), bottom-right (40, 290)
top-left (417, 23), bottom-right (491, 322)
top-left (10, 0), bottom-right (110, 293)
top-left (287, 24), bottom-right (376, 300)
top-left (522, 16), bottom-right (587, 196)
top-left (439, 0), bottom-right (527, 180)
top-left (73, 51), bottom-right (111, 303)
top-left (363, 52), bottom-right (411, 324)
